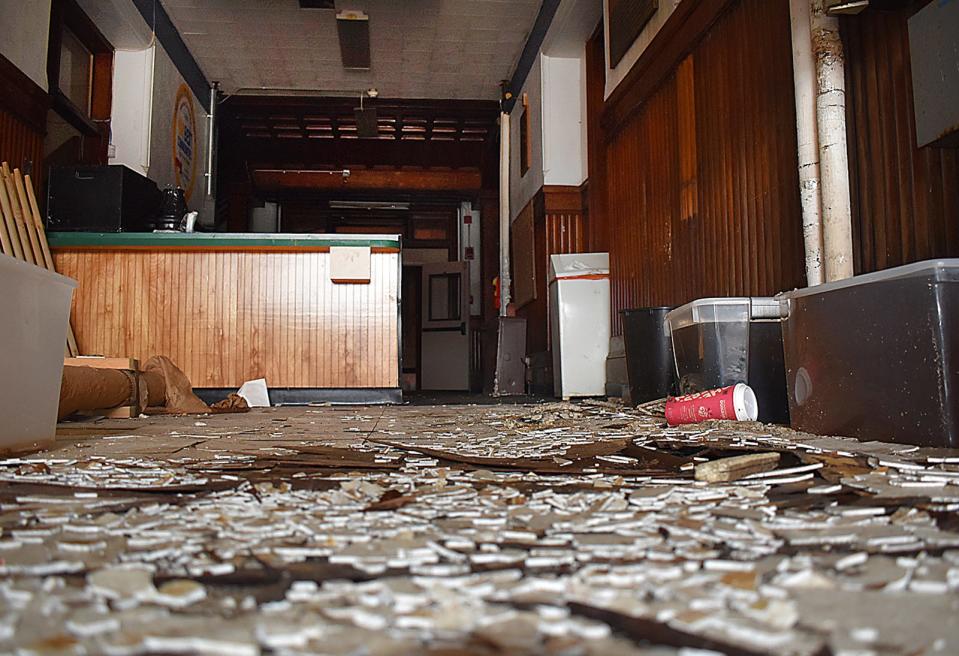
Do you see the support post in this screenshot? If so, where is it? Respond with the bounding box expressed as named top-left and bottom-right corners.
top-left (205, 82), bottom-right (218, 197)
top-left (498, 111), bottom-right (512, 315)
top-left (790, 0), bottom-right (824, 286)
top-left (811, 0), bottom-right (855, 281)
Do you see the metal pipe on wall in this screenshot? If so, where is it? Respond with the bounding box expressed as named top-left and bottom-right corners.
top-left (811, 0), bottom-right (855, 281)
top-left (499, 111), bottom-right (512, 316)
top-left (789, 0), bottom-right (824, 286)
top-left (205, 81), bottom-right (218, 197)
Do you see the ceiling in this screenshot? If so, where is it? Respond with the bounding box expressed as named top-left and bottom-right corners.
top-left (160, 0), bottom-right (543, 99)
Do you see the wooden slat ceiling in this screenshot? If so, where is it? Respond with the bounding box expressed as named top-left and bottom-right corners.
top-left (223, 97), bottom-right (497, 144)
top-left (219, 96), bottom-right (499, 193)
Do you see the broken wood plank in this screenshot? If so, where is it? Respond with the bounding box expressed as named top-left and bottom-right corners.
top-left (694, 452), bottom-right (780, 483)
top-left (64, 357), bottom-right (139, 371)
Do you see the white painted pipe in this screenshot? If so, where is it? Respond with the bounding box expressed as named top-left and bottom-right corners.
top-left (205, 82), bottom-right (217, 197)
top-left (499, 111), bottom-right (512, 316)
top-left (811, 0), bottom-right (855, 281)
top-left (789, 0), bottom-right (824, 286)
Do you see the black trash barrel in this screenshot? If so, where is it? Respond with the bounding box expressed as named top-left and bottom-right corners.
top-left (622, 307), bottom-right (676, 405)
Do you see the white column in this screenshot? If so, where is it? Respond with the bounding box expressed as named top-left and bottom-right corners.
top-left (499, 111), bottom-right (512, 315)
top-left (790, 0), bottom-right (824, 286)
top-left (811, 0), bottom-right (855, 281)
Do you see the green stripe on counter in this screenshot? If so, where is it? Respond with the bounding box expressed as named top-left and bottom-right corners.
top-left (48, 232), bottom-right (402, 249)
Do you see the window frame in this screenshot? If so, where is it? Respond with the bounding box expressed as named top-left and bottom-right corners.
top-left (47, 0), bottom-right (113, 140)
top-left (519, 93), bottom-right (531, 176)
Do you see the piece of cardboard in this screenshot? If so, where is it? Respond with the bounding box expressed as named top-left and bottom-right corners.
top-left (330, 246), bottom-right (371, 283)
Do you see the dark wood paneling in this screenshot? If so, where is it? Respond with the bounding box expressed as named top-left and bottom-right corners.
top-left (600, 0), bottom-right (805, 334)
top-left (0, 54), bottom-right (50, 134)
top-left (515, 187), bottom-right (587, 355)
top-left (0, 54), bottom-right (48, 188)
top-left (585, 24), bottom-right (609, 253)
top-left (842, 2), bottom-right (959, 273)
top-left (0, 110), bottom-right (44, 181)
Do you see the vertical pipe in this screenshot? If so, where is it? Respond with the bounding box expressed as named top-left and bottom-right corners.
top-left (205, 82), bottom-right (218, 197)
top-left (499, 111), bottom-right (512, 315)
top-left (811, 0), bottom-right (855, 281)
top-left (790, 0), bottom-right (824, 286)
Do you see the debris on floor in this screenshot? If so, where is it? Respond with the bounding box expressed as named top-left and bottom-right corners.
top-left (1, 401), bottom-right (957, 654)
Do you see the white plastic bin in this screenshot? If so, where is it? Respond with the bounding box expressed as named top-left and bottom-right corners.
top-left (549, 253), bottom-right (610, 399)
top-left (0, 254), bottom-right (77, 453)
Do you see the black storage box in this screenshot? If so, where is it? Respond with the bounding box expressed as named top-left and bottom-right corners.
top-left (779, 259), bottom-right (959, 447)
top-left (665, 297), bottom-right (790, 424)
top-left (47, 165), bottom-right (161, 232)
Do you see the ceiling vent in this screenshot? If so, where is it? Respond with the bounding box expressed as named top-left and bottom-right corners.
top-left (336, 10), bottom-right (371, 70)
top-left (298, 0), bottom-right (335, 8)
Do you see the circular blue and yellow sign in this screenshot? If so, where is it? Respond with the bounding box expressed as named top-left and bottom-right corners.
top-left (172, 83), bottom-right (197, 202)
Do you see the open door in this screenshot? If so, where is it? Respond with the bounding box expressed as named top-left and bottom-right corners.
top-left (420, 261), bottom-right (470, 390)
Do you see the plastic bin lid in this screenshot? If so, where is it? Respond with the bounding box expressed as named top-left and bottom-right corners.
top-left (0, 252), bottom-right (77, 289)
top-left (548, 253), bottom-right (609, 282)
top-left (777, 258), bottom-right (959, 301)
top-left (664, 297), bottom-right (782, 335)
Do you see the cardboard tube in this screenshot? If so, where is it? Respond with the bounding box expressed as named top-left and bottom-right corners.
top-left (58, 366), bottom-right (135, 420)
top-left (142, 370), bottom-right (168, 408)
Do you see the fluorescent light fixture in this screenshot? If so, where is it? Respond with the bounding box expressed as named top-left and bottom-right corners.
top-left (329, 200), bottom-right (410, 211)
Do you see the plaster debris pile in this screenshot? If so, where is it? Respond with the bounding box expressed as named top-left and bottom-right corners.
top-left (0, 402), bottom-right (958, 654)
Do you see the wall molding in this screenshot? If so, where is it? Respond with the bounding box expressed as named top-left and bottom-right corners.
top-left (0, 53), bottom-right (50, 133)
top-left (542, 184), bottom-right (585, 213)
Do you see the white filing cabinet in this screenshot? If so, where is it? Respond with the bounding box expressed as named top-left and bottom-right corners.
top-left (549, 253), bottom-right (611, 399)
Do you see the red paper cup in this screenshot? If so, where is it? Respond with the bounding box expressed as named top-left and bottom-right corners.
top-left (665, 383), bottom-right (759, 426)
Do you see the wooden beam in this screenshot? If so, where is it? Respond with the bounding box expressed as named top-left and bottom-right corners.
top-left (232, 137), bottom-right (488, 171)
top-left (252, 168), bottom-right (482, 192)
top-left (64, 357), bottom-right (139, 371)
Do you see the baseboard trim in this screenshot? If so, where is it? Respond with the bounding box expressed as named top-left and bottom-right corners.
top-left (194, 387), bottom-right (403, 406)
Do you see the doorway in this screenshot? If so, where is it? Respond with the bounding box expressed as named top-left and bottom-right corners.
top-left (420, 261), bottom-right (471, 391)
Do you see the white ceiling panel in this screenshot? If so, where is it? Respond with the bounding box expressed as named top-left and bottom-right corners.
top-left (160, 0), bottom-right (542, 99)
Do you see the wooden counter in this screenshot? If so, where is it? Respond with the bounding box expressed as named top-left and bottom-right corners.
top-left (50, 232), bottom-right (401, 399)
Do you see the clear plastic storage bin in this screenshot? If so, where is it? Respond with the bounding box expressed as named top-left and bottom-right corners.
top-left (665, 297), bottom-right (789, 424)
top-left (0, 255), bottom-right (77, 453)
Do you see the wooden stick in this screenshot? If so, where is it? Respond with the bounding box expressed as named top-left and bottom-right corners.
top-left (0, 184), bottom-right (11, 256)
top-left (23, 173), bottom-right (80, 357)
top-left (694, 452), bottom-right (781, 483)
top-left (2, 175), bottom-right (36, 265)
top-left (0, 173), bottom-right (24, 259)
top-left (23, 173), bottom-right (56, 270)
top-left (13, 169), bottom-right (45, 264)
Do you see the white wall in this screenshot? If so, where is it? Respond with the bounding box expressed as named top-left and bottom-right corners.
top-left (604, 0), bottom-right (681, 98)
top-left (541, 55), bottom-right (586, 186)
top-left (509, 54), bottom-right (545, 222)
top-left (148, 43), bottom-right (208, 212)
top-left (110, 47), bottom-right (155, 176)
top-left (0, 0), bottom-right (53, 90)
